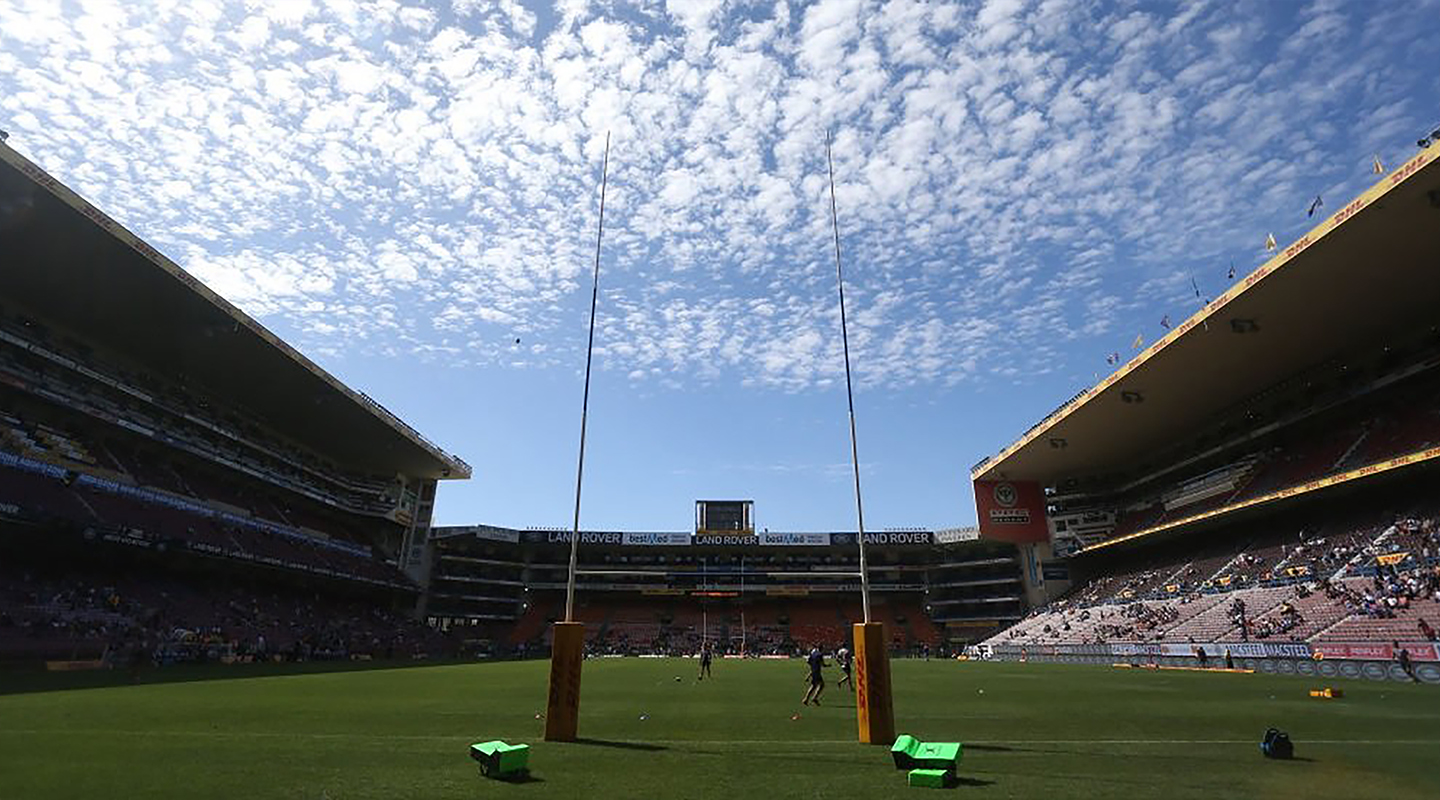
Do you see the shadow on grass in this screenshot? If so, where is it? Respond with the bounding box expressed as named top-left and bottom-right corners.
top-left (0, 658), bottom-right (480, 697)
top-left (571, 738), bottom-right (669, 752)
top-left (955, 776), bottom-right (996, 787)
top-left (489, 771), bottom-right (545, 784)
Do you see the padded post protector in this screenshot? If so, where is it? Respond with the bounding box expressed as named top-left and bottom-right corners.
top-left (853, 622), bottom-right (896, 744)
top-left (544, 622), bottom-right (585, 742)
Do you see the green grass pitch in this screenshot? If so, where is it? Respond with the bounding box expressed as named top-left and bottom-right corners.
top-left (2, 658), bottom-right (1437, 798)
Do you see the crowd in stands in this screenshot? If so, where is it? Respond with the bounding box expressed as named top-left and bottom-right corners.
top-left (0, 560), bottom-right (456, 666)
top-left (0, 457), bottom-right (411, 589)
top-left (992, 502), bottom-right (1440, 651)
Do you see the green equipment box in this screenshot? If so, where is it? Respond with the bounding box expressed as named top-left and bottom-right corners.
top-left (907, 768), bottom-right (956, 788)
top-left (891, 735), bottom-right (962, 772)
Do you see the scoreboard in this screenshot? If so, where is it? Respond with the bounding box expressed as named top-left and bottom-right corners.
top-left (695, 499), bottom-right (754, 536)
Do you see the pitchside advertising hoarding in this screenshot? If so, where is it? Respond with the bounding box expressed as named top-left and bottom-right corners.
top-left (973, 480), bottom-right (1050, 543)
top-left (1036, 641), bottom-right (1438, 662)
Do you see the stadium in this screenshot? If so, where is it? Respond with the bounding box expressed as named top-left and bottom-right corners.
top-left (4, 129), bottom-right (1440, 797)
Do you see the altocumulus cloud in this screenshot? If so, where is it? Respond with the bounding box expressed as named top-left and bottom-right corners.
top-left (1, 0), bottom-right (1437, 390)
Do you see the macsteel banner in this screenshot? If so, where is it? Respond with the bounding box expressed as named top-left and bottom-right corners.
top-left (973, 480), bottom-right (1050, 543)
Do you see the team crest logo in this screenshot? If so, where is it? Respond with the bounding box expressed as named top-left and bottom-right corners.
top-left (993, 483), bottom-right (1018, 507)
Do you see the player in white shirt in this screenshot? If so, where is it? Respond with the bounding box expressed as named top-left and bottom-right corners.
top-left (836, 645), bottom-right (853, 690)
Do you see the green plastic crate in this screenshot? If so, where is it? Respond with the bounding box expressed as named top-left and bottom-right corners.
top-left (891, 734), bottom-right (962, 772)
top-left (907, 768), bottom-right (954, 788)
top-left (469, 740), bottom-right (530, 777)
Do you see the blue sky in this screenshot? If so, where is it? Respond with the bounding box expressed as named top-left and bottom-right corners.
top-left (2, 0), bottom-right (1438, 532)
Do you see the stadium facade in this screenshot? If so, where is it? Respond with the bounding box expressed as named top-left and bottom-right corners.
top-left (425, 524), bottom-right (1027, 654)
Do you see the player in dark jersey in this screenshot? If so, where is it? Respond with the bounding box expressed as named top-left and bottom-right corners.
top-left (802, 647), bottom-right (826, 705)
top-left (836, 645), bottom-right (853, 689)
top-left (698, 642), bottom-right (714, 680)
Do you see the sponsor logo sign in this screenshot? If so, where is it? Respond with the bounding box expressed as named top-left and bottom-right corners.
top-left (758, 531), bottom-right (830, 546)
top-left (693, 533), bottom-right (761, 546)
top-left (1228, 642), bottom-right (1312, 659)
top-left (973, 480), bottom-right (1050, 543)
top-left (623, 531), bottom-right (692, 546)
top-left (1314, 642), bottom-right (1437, 662)
top-left (440, 525), bottom-right (521, 543)
top-left (860, 531), bottom-right (933, 546)
top-left (933, 527), bottom-right (980, 544)
top-left (543, 531), bottom-right (623, 545)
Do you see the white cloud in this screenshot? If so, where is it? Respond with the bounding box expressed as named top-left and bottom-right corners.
top-left (0, 0), bottom-right (1434, 391)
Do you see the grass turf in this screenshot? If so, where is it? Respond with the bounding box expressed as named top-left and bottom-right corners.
top-left (2, 657), bottom-right (1437, 799)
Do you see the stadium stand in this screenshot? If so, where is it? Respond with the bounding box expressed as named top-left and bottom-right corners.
top-left (985, 488), bottom-right (1440, 651)
top-left (1, 138), bottom-right (469, 668)
top-left (969, 148), bottom-right (1440, 673)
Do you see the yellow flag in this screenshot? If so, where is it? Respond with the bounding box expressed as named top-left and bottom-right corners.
top-left (1264, 233), bottom-right (1277, 251)
top-left (1372, 154), bottom-right (1385, 174)
top-left (1131, 332), bottom-right (1144, 350)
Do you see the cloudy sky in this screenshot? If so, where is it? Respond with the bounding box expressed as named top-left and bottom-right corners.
top-left (2, 0), bottom-right (1437, 531)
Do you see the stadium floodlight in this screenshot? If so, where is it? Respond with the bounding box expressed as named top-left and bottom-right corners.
top-left (544, 131), bottom-right (611, 744)
top-left (0, 130), bottom-right (8, 143)
top-left (1419, 137), bottom-right (1431, 149)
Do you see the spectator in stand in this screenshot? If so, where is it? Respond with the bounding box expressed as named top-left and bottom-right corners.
top-left (1420, 619), bottom-right (1437, 643)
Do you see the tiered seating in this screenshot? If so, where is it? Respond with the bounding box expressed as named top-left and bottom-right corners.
top-left (1214, 543), bottom-right (1288, 585)
top-left (1350, 387), bottom-right (1440, 465)
top-left (1257, 580), bottom-right (1359, 641)
top-left (1157, 595), bottom-right (1238, 641)
top-left (1235, 427), bottom-right (1364, 502)
top-left (1316, 596), bottom-right (1440, 643)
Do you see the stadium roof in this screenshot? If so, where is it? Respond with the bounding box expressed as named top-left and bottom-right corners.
top-left (0, 144), bottom-right (470, 480)
top-left (972, 145), bottom-right (1440, 487)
